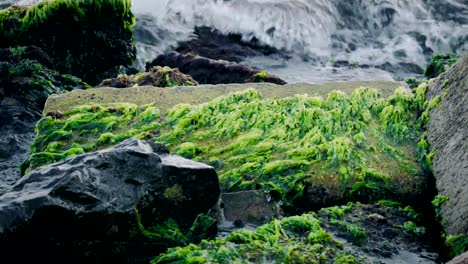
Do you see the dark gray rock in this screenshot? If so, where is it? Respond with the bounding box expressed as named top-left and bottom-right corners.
top-left (221, 191), bottom-right (281, 226)
top-left (427, 55), bottom-right (468, 235)
top-left (0, 138), bottom-right (220, 263)
top-left (147, 51), bottom-right (287, 85)
top-left (0, 47), bottom-right (88, 195)
top-left (174, 26), bottom-right (289, 63)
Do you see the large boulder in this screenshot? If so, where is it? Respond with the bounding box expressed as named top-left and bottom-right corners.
top-left (148, 51), bottom-right (287, 85)
top-left (426, 55), bottom-right (468, 235)
top-left (0, 0), bottom-right (136, 84)
top-left (0, 139), bottom-right (220, 263)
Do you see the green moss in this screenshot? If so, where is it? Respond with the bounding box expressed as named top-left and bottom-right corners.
top-left (153, 213), bottom-right (354, 263)
top-left (396, 221), bottom-right (425, 237)
top-left (22, 102), bottom-right (161, 174)
top-left (432, 195), bottom-right (449, 220)
top-left (28, 86), bottom-right (428, 207)
top-left (404, 78), bottom-right (423, 89)
top-left (254, 71), bottom-right (269, 82)
top-left (135, 209), bottom-right (215, 247)
top-left (445, 234), bottom-right (468, 258)
top-left (0, 0), bottom-right (136, 84)
top-left (424, 53), bottom-right (459, 78)
top-left (319, 203), bottom-right (354, 219)
top-left (0, 47), bottom-right (90, 104)
top-left (163, 184), bottom-right (186, 204)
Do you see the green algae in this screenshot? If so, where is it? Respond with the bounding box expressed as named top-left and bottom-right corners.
top-left (159, 87), bottom-right (423, 205)
top-left (152, 212), bottom-right (358, 264)
top-left (152, 202), bottom-right (427, 263)
top-left (135, 209), bottom-right (215, 247)
top-left (424, 53), bottom-right (459, 78)
top-left (21, 102), bottom-right (161, 174)
top-left (26, 86), bottom-right (428, 207)
top-left (445, 234), bottom-right (468, 259)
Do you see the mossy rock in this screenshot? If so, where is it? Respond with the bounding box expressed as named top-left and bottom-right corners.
top-left (28, 82), bottom-right (431, 211)
top-left (97, 66), bottom-right (198, 88)
top-left (152, 203), bottom-right (437, 263)
top-left (0, 0), bottom-right (136, 84)
top-left (424, 53), bottom-right (459, 78)
top-left (0, 46), bottom-right (90, 107)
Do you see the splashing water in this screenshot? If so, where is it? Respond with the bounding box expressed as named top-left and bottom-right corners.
top-left (3, 0), bottom-right (468, 82)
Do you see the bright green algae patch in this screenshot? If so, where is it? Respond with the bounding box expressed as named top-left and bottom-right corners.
top-left (26, 86), bottom-right (427, 205)
top-left (160, 87), bottom-right (424, 205)
top-left (21, 103), bottom-right (161, 174)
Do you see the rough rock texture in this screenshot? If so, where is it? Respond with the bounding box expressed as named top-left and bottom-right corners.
top-left (448, 251), bottom-right (468, 264)
top-left (148, 52), bottom-right (287, 85)
top-left (0, 46), bottom-right (88, 195)
top-left (0, 139), bottom-right (220, 263)
top-left (426, 55), bottom-right (468, 235)
top-left (44, 81), bottom-right (406, 114)
top-left (221, 191), bottom-right (281, 226)
top-left (174, 26), bottom-right (288, 63)
top-left (97, 66), bottom-right (198, 88)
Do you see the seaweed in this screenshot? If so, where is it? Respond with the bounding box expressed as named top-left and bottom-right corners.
top-left (0, 0), bottom-right (136, 84)
top-left (27, 86), bottom-right (426, 207)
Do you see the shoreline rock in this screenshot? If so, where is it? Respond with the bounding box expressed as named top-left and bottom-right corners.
top-left (0, 139), bottom-right (220, 263)
top-left (148, 52), bottom-right (287, 85)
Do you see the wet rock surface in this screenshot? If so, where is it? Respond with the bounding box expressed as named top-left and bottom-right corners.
top-left (174, 26), bottom-right (289, 63)
top-left (0, 139), bottom-right (220, 263)
top-left (0, 46), bottom-right (88, 195)
top-left (426, 55), bottom-right (468, 235)
top-left (148, 51), bottom-right (287, 85)
top-left (221, 191), bottom-right (281, 226)
top-left (318, 204), bottom-right (438, 263)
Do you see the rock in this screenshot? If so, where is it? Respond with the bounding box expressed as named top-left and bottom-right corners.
top-left (97, 66), bottom-right (198, 88)
top-left (367, 213), bottom-right (386, 222)
top-left (0, 138), bottom-right (220, 263)
top-left (0, 47), bottom-right (89, 195)
top-left (174, 26), bottom-right (288, 63)
top-left (426, 55), bottom-right (468, 235)
top-left (0, 0), bottom-right (136, 84)
top-left (448, 251), bottom-right (468, 264)
top-left (221, 191), bottom-right (281, 226)
top-left (154, 204), bottom-right (439, 263)
top-left (44, 81), bottom-right (406, 115)
top-left (147, 51), bottom-right (287, 85)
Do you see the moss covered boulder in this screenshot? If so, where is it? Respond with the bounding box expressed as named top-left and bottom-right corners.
top-left (0, 0), bottom-right (136, 84)
top-left (26, 81), bottom-right (432, 213)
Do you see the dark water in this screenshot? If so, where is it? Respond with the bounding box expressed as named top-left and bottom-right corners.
top-left (3, 0), bottom-right (468, 82)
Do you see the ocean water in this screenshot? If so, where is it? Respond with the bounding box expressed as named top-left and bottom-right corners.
top-left (3, 0), bottom-right (468, 83)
